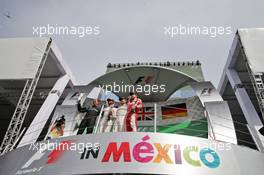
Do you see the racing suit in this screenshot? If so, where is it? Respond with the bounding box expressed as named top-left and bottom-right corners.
top-left (116, 104), bottom-right (127, 132)
top-left (99, 105), bottom-right (117, 133)
top-left (125, 98), bottom-right (142, 132)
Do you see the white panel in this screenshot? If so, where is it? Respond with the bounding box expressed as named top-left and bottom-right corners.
top-left (0, 37), bottom-right (50, 79)
top-left (205, 101), bottom-right (237, 144)
top-left (190, 81), bottom-right (223, 106)
top-left (18, 75), bottom-right (70, 147)
top-left (62, 91), bottom-right (84, 106)
top-left (238, 28), bottom-right (264, 73)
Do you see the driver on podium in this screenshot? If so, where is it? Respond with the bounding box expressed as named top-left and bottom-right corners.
top-left (99, 98), bottom-right (118, 132)
top-left (125, 92), bottom-right (142, 132)
top-left (116, 97), bottom-right (127, 132)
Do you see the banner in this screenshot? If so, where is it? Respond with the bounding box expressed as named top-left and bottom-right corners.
top-left (0, 132), bottom-right (263, 175)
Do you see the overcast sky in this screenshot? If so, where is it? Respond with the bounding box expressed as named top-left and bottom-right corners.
top-left (0, 0), bottom-right (264, 87)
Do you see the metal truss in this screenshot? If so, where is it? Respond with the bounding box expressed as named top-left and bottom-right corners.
top-left (0, 40), bottom-right (51, 155)
top-left (242, 48), bottom-right (264, 122)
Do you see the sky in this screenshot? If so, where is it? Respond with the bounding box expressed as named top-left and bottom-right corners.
top-left (0, 0), bottom-right (264, 87)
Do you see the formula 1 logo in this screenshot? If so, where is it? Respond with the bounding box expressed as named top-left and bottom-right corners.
top-left (200, 88), bottom-right (213, 96)
top-left (16, 140), bottom-right (72, 175)
top-left (135, 75), bottom-right (155, 84)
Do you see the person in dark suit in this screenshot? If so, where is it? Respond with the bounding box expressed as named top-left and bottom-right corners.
top-left (77, 99), bottom-right (101, 134)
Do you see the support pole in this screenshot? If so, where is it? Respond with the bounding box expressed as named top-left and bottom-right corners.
top-left (154, 103), bottom-right (157, 133)
top-left (94, 105), bottom-right (104, 133)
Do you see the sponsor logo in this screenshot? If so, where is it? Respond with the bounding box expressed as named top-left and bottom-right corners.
top-left (16, 135), bottom-right (221, 175)
top-left (135, 75), bottom-right (155, 84)
top-left (80, 135), bottom-right (221, 169)
top-left (15, 140), bottom-right (72, 175)
top-left (201, 88), bottom-right (213, 96)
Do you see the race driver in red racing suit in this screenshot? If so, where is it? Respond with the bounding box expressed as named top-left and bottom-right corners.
top-left (125, 93), bottom-right (142, 132)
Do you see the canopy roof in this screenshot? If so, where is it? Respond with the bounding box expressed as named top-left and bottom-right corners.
top-left (0, 37), bottom-right (76, 144)
top-left (238, 28), bottom-right (264, 74)
top-left (76, 65), bottom-right (202, 102)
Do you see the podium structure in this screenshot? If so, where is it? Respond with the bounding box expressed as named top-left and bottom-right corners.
top-left (0, 30), bottom-right (264, 174)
